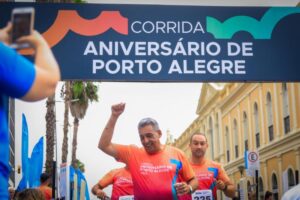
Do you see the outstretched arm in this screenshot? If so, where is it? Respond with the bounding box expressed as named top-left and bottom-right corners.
top-left (98, 103), bottom-right (125, 159)
top-left (0, 22), bottom-right (60, 101)
top-left (19, 30), bottom-right (60, 101)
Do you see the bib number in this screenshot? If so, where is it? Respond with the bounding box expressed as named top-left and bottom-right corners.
top-left (119, 195), bottom-right (134, 200)
top-left (192, 190), bottom-right (213, 200)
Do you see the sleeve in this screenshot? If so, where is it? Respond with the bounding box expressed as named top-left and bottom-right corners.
top-left (178, 150), bottom-right (195, 182)
top-left (217, 165), bottom-right (231, 184)
top-left (98, 169), bottom-right (116, 188)
top-left (114, 144), bottom-right (135, 164)
top-left (0, 43), bottom-right (35, 98)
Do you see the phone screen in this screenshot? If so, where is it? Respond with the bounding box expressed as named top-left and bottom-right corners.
top-left (12, 13), bottom-right (32, 43)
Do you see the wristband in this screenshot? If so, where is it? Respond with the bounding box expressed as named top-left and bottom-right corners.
top-left (188, 185), bottom-right (193, 194)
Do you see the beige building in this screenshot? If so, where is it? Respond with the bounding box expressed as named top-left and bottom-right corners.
top-left (173, 83), bottom-right (300, 199)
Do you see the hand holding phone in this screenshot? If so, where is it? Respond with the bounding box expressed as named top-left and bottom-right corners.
top-left (10, 7), bottom-right (35, 49)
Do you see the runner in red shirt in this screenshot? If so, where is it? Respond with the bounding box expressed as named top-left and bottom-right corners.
top-left (187, 132), bottom-right (236, 200)
top-left (38, 172), bottom-right (52, 200)
top-left (92, 166), bottom-right (133, 200)
top-left (98, 103), bottom-right (198, 200)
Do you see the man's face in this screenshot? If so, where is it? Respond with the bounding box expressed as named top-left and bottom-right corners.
top-left (139, 124), bottom-right (161, 154)
top-left (190, 134), bottom-right (208, 158)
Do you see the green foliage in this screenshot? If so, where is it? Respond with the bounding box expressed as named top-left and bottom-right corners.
top-left (73, 0), bottom-right (86, 3)
top-left (71, 81), bottom-right (99, 104)
top-left (86, 82), bottom-right (99, 102)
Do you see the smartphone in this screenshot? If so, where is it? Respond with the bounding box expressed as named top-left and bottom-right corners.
top-left (10, 7), bottom-right (35, 49)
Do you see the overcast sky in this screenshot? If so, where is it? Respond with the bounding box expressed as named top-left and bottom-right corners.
top-left (13, 0), bottom-right (300, 199)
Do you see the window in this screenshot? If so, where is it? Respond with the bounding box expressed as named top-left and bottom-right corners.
top-left (272, 173), bottom-right (279, 200)
top-left (282, 83), bottom-right (290, 134)
top-left (243, 112), bottom-right (249, 152)
top-left (254, 103), bottom-right (260, 148)
top-left (225, 126), bottom-right (230, 162)
top-left (233, 119), bottom-right (239, 158)
top-left (288, 169), bottom-right (295, 189)
top-left (266, 92), bottom-right (274, 141)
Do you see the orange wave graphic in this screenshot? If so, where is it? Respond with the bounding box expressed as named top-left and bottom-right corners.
top-left (21, 10), bottom-right (128, 55)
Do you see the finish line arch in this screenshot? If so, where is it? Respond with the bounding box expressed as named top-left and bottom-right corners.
top-left (1, 3), bottom-right (300, 82)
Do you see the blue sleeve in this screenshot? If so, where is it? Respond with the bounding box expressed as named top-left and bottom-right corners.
top-left (0, 42), bottom-right (36, 98)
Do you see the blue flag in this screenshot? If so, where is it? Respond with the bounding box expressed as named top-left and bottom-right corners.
top-left (28, 137), bottom-right (44, 187)
top-left (21, 114), bottom-right (29, 189)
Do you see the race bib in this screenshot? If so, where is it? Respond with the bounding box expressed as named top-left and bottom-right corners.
top-left (119, 195), bottom-right (134, 200)
top-left (192, 190), bottom-right (213, 200)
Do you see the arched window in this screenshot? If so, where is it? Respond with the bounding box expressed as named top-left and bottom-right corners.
top-left (209, 117), bottom-right (214, 159)
top-left (225, 126), bottom-right (230, 162)
top-left (272, 173), bottom-right (279, 200)
top-left (288, 168), bottom-right (295, 189)
top-left (258, 177), bottom-right (264, 200)
top-left (266, 92), bottom-right (274, 141)
top-left (243, 112), bottom-right (249, 152)
top-left (254, 103), bottom-right (260, 148)
top-left (282, 83), bottom-right (290, 134)
top-left (215, 113), bottom-right (220, 155)
top-left (233, 119), bottom-right (239, 158)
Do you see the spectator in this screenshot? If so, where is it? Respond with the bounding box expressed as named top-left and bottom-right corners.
top-left (38, 173), bottom-right (52, 200)
top-left (0, 21), bottom-right (60, 199)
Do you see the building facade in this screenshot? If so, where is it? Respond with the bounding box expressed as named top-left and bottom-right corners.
top-left (173, 83), bottom-right (300, 199)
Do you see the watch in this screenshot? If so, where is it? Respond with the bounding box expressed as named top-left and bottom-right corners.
top-left (188, 185), bottom-right (193, 194)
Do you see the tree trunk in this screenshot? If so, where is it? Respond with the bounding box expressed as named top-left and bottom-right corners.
top-left (71, 117), bottom-right (79, 167)
top-left (61, 82), bottom-right (70, 163)
top-left (45, 94), bottom-right (56, 175)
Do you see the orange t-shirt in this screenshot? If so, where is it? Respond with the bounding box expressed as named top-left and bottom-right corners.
top-left (98, 167), bottom-right (133, 200)
top-left (181, 159), bottom-right (231, 200)
top-left (38, 185), bottom-right (52, 200)
top-left (115, 144), bottom-right (195, 200)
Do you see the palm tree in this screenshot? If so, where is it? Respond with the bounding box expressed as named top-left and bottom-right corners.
top-left (45, 94), bottom-right (56, 175)
top-left (70, 81), bottom-right (98, 167)
top-left (61, 82), bottom-right (71, 163)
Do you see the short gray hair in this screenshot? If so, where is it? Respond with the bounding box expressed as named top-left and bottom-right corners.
top-left (138, 117), bottom-right (160, 131)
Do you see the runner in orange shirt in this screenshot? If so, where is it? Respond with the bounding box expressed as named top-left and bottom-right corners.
top-left (92, 166), bottom-right (134, 200)
top-left (187, 132), bottom-right (236, 200)
top-left (98, 103), bottom-right (198, 200)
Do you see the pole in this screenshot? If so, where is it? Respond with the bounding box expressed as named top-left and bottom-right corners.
top-left (255, 170), bottom-right (259, 200)
top-left (52, 161), bottom-right (56, 199)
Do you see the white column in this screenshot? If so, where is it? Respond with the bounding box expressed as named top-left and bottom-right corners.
top-left (290, 83), bottom-right (297, 130)
top-left (262, 160), bottom-right (269, 190)
top-left (273, 83), bottom-right (280, 139)
top-left (259, 84), bottom-right (265, 146)
top-left (218, 110), bottom-right (225, 163)
top-left (247, 94), bottom-right (253, 150)
top-left (277, 155), bottom-right (283, 198)
top-left (295, 147), bottom-right (300, 173)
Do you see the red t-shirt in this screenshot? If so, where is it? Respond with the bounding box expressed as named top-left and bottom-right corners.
top-left (99, 167), bottom-right (133, 200)
top-left (115, 144), bottom-right (195, 200)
